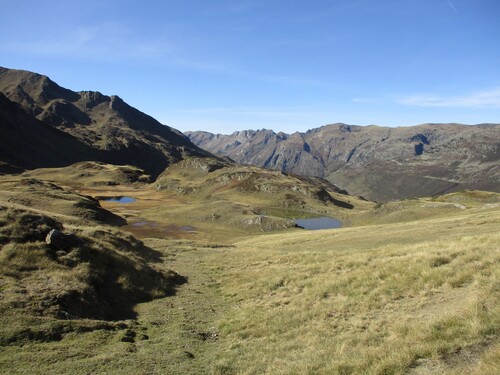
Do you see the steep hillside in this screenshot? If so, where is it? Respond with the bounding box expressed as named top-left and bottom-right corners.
top-left (0, 93), bottom-right (100, 171)
top-left (0, 67), bottom-right (210, 176)
top-left (186, 123), bottom-right (500, 201)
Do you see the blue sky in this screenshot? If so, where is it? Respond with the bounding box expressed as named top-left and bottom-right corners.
top-left (1, 0), bottom-right (499, 133)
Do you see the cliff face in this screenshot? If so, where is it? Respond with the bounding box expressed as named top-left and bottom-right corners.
top-left (186, 123), bottom-right (500, 201)
top-left (0, 67), bottom-right (211, 176)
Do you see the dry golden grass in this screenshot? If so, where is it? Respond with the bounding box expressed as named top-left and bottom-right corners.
top-left (1, 162), bottom-right (499, 374)
top-left (22, 161), bottom-right (151, 188)
top-left (2, 197), bottom-right (497, 374)
top-left (207, 207), bottom-right (500, 374)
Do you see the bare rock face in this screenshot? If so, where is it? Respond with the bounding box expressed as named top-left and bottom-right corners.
top-left (186, 124), bottom-right (500, 202)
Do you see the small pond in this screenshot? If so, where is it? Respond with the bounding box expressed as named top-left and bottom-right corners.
top-left (295, 217), bottom-right (342, 230)
top-left (101, 196), bottom-right (136, 204)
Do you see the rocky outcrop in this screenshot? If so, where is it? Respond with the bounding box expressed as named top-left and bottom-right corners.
top-left (242, 215), bottom-right (298, 231)
top-left (156, 156), bottom-right (354, 211)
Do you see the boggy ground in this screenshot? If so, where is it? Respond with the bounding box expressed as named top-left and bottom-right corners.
top-left (0, 162), bottom-right (499, 374)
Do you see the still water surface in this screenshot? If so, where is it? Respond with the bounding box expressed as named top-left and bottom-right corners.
top-left (103, 196), bottom-right (136, 204)
top-left (295, 217), bottom-right (341, 230)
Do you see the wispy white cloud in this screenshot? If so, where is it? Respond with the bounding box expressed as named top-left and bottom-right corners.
top-left (446, 0), bottom-right (458, 13)
top-left (2, 21), bottom-right (322, 88)
top-left (2, 23), bottom-right (173, 61)
top-left (398, 88), bottom-right (500, 108)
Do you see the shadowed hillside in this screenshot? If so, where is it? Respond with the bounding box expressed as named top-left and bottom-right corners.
top-left (0, 93), bottom-right (100, 171)
top-left (0, 67), bottom-right (211, 176)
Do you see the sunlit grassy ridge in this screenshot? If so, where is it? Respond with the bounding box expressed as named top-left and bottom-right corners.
top-left (22, 161), bottom-right (152, 188)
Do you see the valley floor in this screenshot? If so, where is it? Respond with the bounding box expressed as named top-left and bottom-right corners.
top-left (1, 199), bottom-right (499, 374)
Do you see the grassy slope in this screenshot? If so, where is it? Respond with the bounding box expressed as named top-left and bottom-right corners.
top-left (211, 206), bottom-right (500, 374)
top-left (0, 175), bottom-right (186, 367)
top-left (42, 158), bottom-right (369, 242)
top-left (22, 161), bottom-right (152, 188)
top-left (1, 184), bottom-right (498, 374)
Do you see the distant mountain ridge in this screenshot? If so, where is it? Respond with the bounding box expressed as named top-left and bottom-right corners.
top-left (186, 123), bottom-right (500, 201)
top-left (0, 67), bottom-right (210, 176)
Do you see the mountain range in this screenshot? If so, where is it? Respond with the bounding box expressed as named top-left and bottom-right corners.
top-left (0, 67), bottom-right (209, 177)
top-left (1, 66), bottom-right (498, 202)
top-left (186, 124), bottom-right (500, 201)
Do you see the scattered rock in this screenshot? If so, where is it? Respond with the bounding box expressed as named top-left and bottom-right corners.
top-left (45, 229), bottom-right (80, 250)
top-left (484, 203), bottom-right (500, 208)
top-left (243, 215), bottom-right (298, 230)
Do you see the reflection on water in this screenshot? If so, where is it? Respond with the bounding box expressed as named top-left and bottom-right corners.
top-left (295, 217), bottom-right (341, 230)
top-left (103, 196), bottom-right (136, 204)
